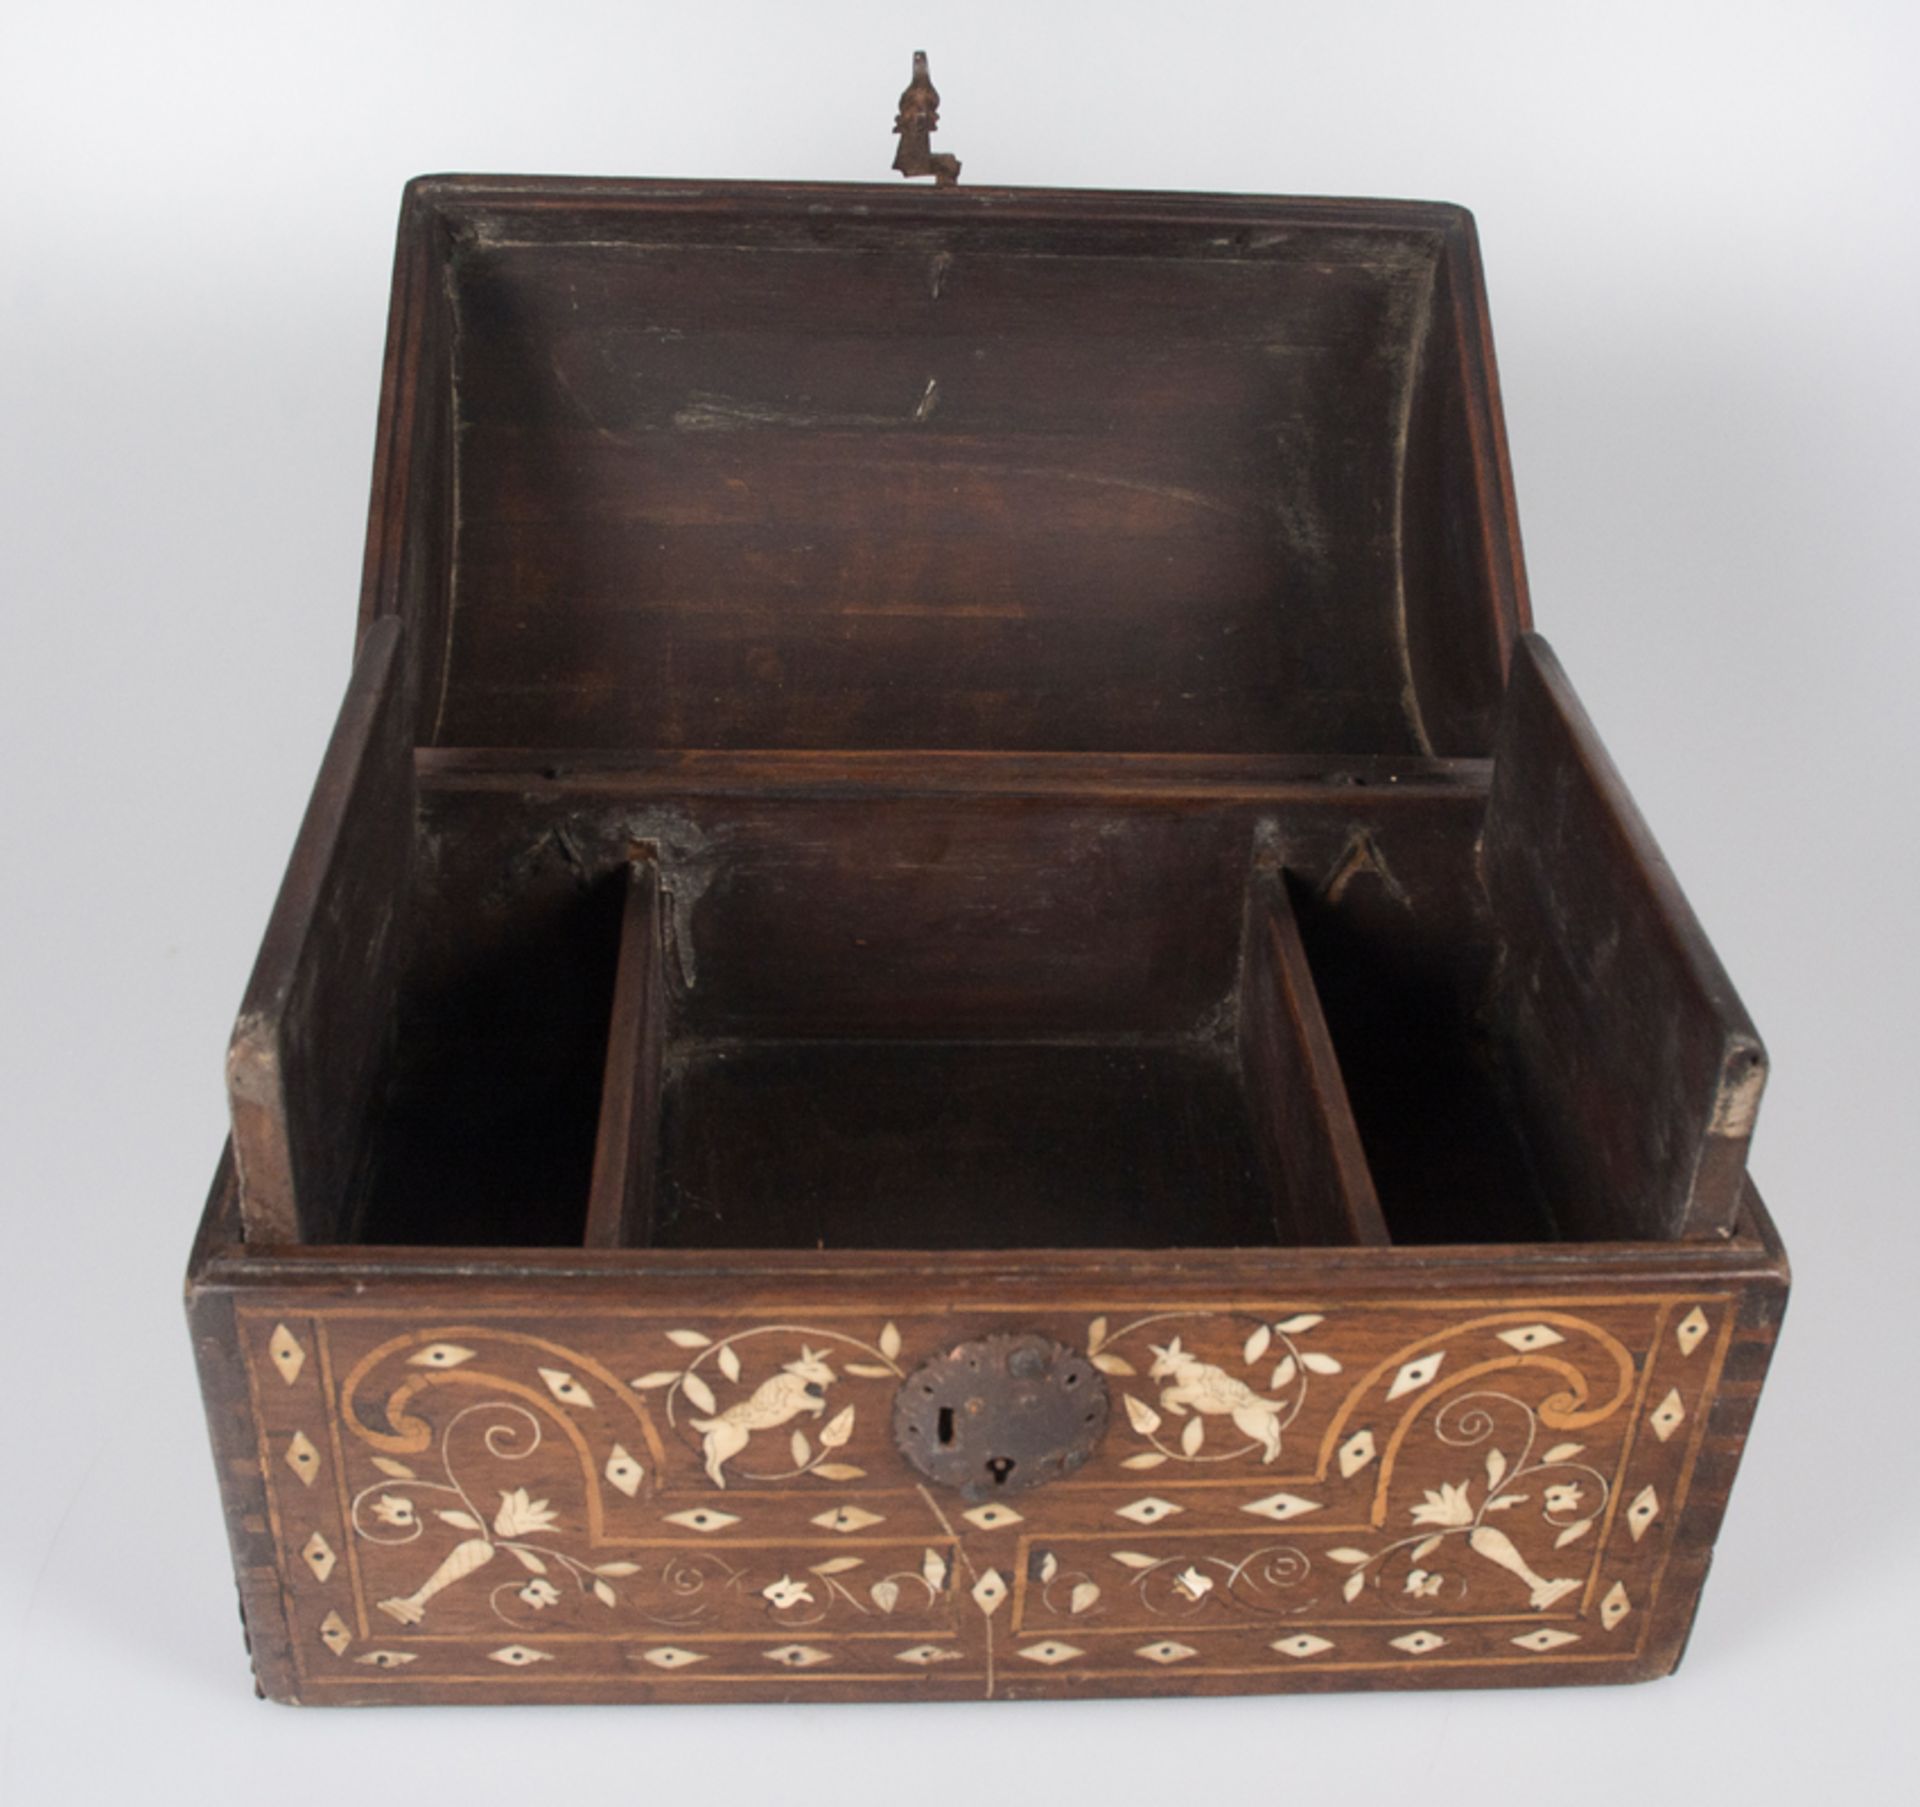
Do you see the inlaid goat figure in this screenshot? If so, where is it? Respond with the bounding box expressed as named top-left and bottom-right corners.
top-left (1148, 1336), bottom-right (1286, 1461)
top-left (692, 1347), bottom-right (836, 1486)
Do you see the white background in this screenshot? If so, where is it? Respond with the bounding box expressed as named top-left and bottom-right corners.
top-left (2, 2), bottom-right (1915, 1800)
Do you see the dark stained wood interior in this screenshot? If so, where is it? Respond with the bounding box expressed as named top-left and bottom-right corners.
top-left (234, 182), bottom-right (1760, 1257)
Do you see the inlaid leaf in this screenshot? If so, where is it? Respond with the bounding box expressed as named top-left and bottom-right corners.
top-left (846, 1363), bottom-right (895, 1379)
top-left (1269, 1355), bottom-right (1298, 1391)
top-left (372, 1457), bottom-right (417, 1480)
top-left (1555, 1518), bottom-right (1593, 1549)
top-left (814, 1463), bottom-right (866, 1480)
top-left (632, 1371), bottom-right (681, 1390)
top-left (923, 1548), bottom-right (948, 1591)
top-left (1069, 1582), bottom-right (1100, 1615)
top-left (438, 1510), bottom-right (483, 1532)
top-left (791, 1430), bottom-right (812, 1468)
top-left (1543, 1443), bottom-right (1585, 1465)
top-left (681, 1372), bottom-right (717, 1414)
top-left (507, 1546), bottom-right (547, 1574)
top-left (593, 1580), bottom-right (616, 1608)
top-left (1413, 1537), bottom-right (1444, 1562)
top-left (820, 1405), bottom-right (855, 1449)
top-left (1180, 1416), bottom-right (1205, 1455)
top-left (1485, 1494), bottom-right (1526, 1512)
top-left (1243, 1325), bottom-right (1272, 1365)
top-left (1092, 1352), bottom-right (1136, 1376)
top-left (1486, 1449), bottom-right (1508, 1491)
top-left (1275, 1314), bottom-right (1324, 1334)
top-left (879, 1322), bottom-right (902, 1361)
top-left (1112, 1552), bottom-right (1160, 1569)
top-left (811, 1557), bottom-right (863, 1575)
top-left (717, 1344), bottom-right (741, 1383)
top-left (1087, 1316), bottom-right (1109, 1353)
top-left (666, 1329), bottom-right (712, 1349)
top-left (1343, 1570), bottom-right (1366, 1603)
top-left (871, 1579), bottom-right (900, 1614)
top-left (1124, 1395), bottom-right (1161, 1436)
top-left (1122, 1452), bottom-right (1168, 1469)
top-left (1300, 1352), bottom-right (1343, 1375)
top-left (1039, 1552), bottom-right (1059, 1583)
top-left (595, 1562), bottom-right (640, 1576)
top-left (1328, 1549), bottom-right (1371, 1565)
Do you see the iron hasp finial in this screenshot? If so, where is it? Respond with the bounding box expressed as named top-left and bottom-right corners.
top-left (892, 50), bottom-right (962, 186)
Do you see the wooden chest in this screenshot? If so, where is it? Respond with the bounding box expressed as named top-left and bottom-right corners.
top-left (186, 171), bottom-right (1787, 1706)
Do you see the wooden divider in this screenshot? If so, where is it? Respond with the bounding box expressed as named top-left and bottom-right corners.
top-left (583, 859), bottom-right (668, 1248)
top-left (1237, 867), bottom-right (1392, 1247)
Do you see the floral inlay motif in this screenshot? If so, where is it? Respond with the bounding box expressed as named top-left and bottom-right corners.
top-left (352, 1403), bottom-right (640, 1627)
top-left (1324, 1390), bottom-right (1611, 1611)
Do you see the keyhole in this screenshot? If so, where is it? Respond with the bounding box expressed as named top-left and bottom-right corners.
top-left (937, 1407), bottom-right (955, 1446)
top-left (987, 1455), bottom-right (1016, 1487)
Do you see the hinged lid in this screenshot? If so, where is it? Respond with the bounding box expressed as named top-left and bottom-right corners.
top-left (363, 75), bottom-right (1527, 757)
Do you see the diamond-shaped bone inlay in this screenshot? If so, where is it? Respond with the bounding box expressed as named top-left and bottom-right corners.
top-left (1386, 1352), bottom-right (1445, 1401)
top-left (1337, 1429), bottom-right (1378, 1478)
top-left (1650, 1388), bottom-right (1686, 1442)
top-left (604, 1444), bottom-right (644, 1496)
top-left (1273, 1634), bottom-right (1335, 1659)
top-left (1115, 1496), bottom-right (1182, 1525)
top-left (406, 1341), bottom-right (475, 1369)
top-left (283, 1430), bottom-right (321, 1487)
top-left (962, 1503), bottom-right (1023, 1530)
top-left (1512, 1628), bottom-right (1580, 1652)
top-left (1601, 1581), bottom-right (1632, 1630)
top-left (812, 1504), bottom-right (884, 1534)
top-left (1017, 1641), bottom-right (1083, 1665)
top-left (970, 1569), bottom-right (1009, 1616)
top-left (1676, 1307), bottom-right (1711, 1357)
top-left (765, 1645), bottom-right (831, 1668)
top-left (267, 1324), bottom-right (306, 1386)
top-left (355, 1650), bottom-right (415, 1668)
top-left (1241, 1491), bottom-right (1321, 1522)
top-left (641, 1647), bottom-right (707, 1669)
top-left (301, 1532), bottom-right (337, 1583)
top-left (489, 1645), bottom-right (552, 1666)
top-left (318, 1611), bottom-right (352, 1656)
top-left (537, 1366), bottom-right (594, 1408)
top-left (1627, 1485), bottom-right (1661, 1542)
top-left (1496, 1323), bottom-right (1566, 1352)
top-left (1137, 1640), bottom-right (1199, 1665)
top-left (1390, 1631), bottom-right (1446, 1655)
top-left (896, 1644), bottom-right (963, 1666)
top-left (664, 1507), bottom-right (738, 1533)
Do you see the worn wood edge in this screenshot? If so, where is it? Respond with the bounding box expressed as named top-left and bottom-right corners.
top-left (416, 747), bottom-right (1493, 804)
top-left (357, 181), bottom-right (435, 640)
top-left (1240, 870), bottom-right (1391, 1246)
top-left (225, 617), bottom-right (407, 1244)
top-left (583, 860), bottom-right (666, 1249)
top-left (407, 172), bottom-right (1479, 233)
top-left (1634, 1251), bottom-right (1790, 1677)
top-left (183, 1146), bottom-right (301, 1703)
top-left (1438, 208), bottom-right (1532, 650)
top-left (1488, 635), bottom-right (1767, 1239)
top-left (187, 1140), bottom-right (1788, 1294)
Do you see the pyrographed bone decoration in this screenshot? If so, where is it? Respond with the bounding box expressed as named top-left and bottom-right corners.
top-left (892, 51), bottom-right (961, 185)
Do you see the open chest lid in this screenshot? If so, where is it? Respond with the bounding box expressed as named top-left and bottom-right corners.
top-left (368, 164), bottom-right (1528, 757)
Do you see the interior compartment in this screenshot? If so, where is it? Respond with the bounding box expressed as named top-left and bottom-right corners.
top-left (224, 186), bottom-right (1761, 1255)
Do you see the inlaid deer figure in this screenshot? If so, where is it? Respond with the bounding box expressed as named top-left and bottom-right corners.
top-left (691, 1347), bottom-right (836, 1487)
top-left (1148, 1336), bottom-right (1285, 1462)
